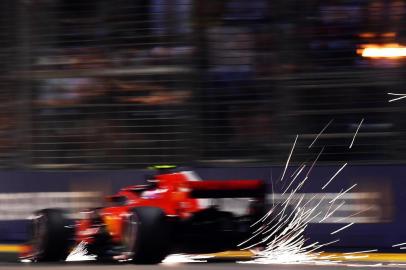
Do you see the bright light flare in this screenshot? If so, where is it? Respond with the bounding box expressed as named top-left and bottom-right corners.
top-left (357, 44), bottom-right (406, 58)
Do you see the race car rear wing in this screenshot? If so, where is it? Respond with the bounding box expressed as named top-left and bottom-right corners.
top-left (188, 180), bottom-right (265, 198)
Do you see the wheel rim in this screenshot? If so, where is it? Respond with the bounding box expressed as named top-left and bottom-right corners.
top-left (123, 213), bottom-right (139, 258)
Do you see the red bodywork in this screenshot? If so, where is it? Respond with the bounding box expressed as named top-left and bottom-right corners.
top-left (76, 171), bottom-right (264, 245)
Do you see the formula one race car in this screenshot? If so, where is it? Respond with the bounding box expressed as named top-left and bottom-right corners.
top-left (23, 166), bottom-right (266, 264)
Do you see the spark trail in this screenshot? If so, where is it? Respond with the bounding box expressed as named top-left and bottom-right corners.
top-left (349, 118), bottom-right (364, 149)
top-left (388, 92), bottom-right (406, 102)
top-left (309, 119), bottom-right (334, 148)
top-left (330, 223), bottom-right (354, 235)
top-left (329, 184), bottom-right (357, 204)
top-left (343, 249), bottom-right (378, 255)
top-left (393, 242), bottom-right (406, 247)
top-left (322, 163), bottom-right (347, 190)
top-left (280, 135), bottom-right (298, 182)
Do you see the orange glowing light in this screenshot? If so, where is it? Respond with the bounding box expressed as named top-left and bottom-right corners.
top-left (382, 32), bottom-right (397, 38)
top-left (359, 33), bottom-right (376, 38)
top-left (357, 43), bottom-right (406, 58)
top-left (358, 32), bottom-right (396, 39)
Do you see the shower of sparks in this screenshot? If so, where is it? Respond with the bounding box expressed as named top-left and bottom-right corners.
top-left (392, 242), bottom-right (406, 247)
top-left (238, 128), bottom-right (371, 265)
top-left (308, 119), bottom-right (334, 149)
top-left (330, 222), bottom-right (354, 235)
top-left (388, 92), bottom-right (406, 102)
top-left (322, 163), bottom-right (348, 190)
top-left (65, 241), bottom-right (96, 262)
top-left (280, 135), bottom-right (298, 182)
top-left (349, 118), bottom-right (364, 149)
top-left (240, 172), bottom-right (345, 264)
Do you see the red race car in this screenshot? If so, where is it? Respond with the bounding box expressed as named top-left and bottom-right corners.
top-left (23, 166), bottom-right (266, 264)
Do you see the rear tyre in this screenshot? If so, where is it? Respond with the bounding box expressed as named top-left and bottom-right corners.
top-left (30, 208), bottom-right (72, 262)
top-left (123, 207), bottom-right (170, 264)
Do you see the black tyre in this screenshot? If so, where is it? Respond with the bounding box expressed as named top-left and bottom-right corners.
top-left (30, 208), bottom-right (72, 262)
top-left (123, 207), bottom-right (170, 264)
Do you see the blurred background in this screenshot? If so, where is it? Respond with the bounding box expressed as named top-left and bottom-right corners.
top-left (0, 0), bottom-right (405, 169)
top-left (0, 0), bottom-right (406, 250)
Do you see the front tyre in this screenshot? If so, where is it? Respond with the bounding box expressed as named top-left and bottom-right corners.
top-left (123, 207), bottom-right (170, 264)
top-left (30, 208), bottom-right (72, 262)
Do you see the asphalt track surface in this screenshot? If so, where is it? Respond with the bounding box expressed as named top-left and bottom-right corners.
top-left (1, 262), bottom-right (406, 270)
top-left (2, 253), bottom-right (406, 270)
top-left (2, 250), bottom-right (406, 270)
